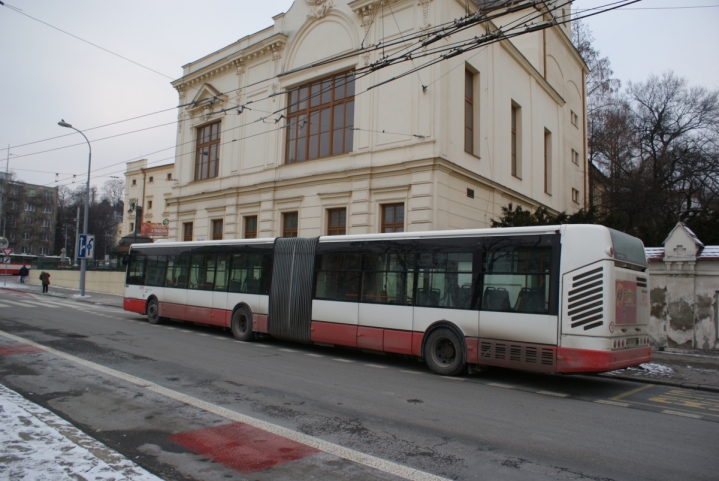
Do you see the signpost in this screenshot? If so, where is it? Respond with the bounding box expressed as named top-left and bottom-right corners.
top-left (77, 234), bottom-right (95, 260)
top-left (2, 246), bottom-right (12, 287)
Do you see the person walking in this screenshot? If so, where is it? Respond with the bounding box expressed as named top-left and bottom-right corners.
top-left (19, 265), bottom-right (29, 284)
top-left (39, 271), bottom-right (50, 293)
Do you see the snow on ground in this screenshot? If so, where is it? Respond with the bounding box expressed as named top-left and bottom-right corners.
top-left (611, 363), bottom-right (675, 377)
top-left (0, 383), bottom-right (162, 481)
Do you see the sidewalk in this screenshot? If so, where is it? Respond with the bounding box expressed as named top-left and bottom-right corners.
top-left (0, 383), bottom-right (162, 480)
top-left (1, 276), bottom-right (718, 393)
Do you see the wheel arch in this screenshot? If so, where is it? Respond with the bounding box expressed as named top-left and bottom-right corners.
top-left (421, 320), bottom-right (467, 363)
top-left (144, 295), bottom-right (158, 315)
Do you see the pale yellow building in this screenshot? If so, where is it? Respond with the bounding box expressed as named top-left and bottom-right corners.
top-left (168, 0), bottom-right (587, 241)
top-left (123, 159), bottom-right (175, 240)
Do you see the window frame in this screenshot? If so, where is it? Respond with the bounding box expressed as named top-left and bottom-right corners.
top-left (212, 219), bottom-right (223, 240)
top-left (194, 121), bottom-right (221, 181)
top-left (511, 102), bottom-right (522, 178)
top-left (283, 212), bottom-right (298, 238)
top-left (381, 204), bottom-right (405, 233)
top-left (285, 71), bottom-right (355, 164)
top-left (183, 222), bottom-right (193, 242)
top-left (544, 128), bottom-right (552, 195)
top-left (244, 216), bottom-right (258, 239)
top-left (327, 208), bottom-right (347, 236)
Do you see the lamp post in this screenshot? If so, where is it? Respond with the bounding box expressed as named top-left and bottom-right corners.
top-left (58, 120), bottom-right (91, 296)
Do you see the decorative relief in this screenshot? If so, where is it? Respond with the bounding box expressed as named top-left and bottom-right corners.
top-left (419, 0), bottom-right (432, 31)
top-left (235, 60), bottom-right (245, 104)
top-left (271, 44), bottom-right (283, 77)
top-left (306, 0), bottom-right (334, 19)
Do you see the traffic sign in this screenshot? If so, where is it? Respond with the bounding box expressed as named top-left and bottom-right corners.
top-left (77, 234), bottom-right (95, 259)
top-left (0, 237), bottom-right (8, 249)
top-left (1, 247), bottom-right (12, 256)
top-left (2, 258), bottom-right (10, 264)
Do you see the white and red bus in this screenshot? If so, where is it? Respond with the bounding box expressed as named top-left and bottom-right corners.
top-left (0, 254), bottom-right (37, 276)
top-left (123, 225), bottom-right (651, 375)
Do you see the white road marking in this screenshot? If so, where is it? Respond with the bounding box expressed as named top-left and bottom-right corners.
top-left (365, 364), bottom-right (387, 369)
top-left (254, 344), bottom-right (270, 348)
top-left (400, 370), bottom-right (424, 375)
top-left (537, 391), bottom-right (569, 398)
top-left (334, 359), bottom-right (354, 363)
top-left (662, 409), bottom-right (702, 419)
top-left (306, 353), bottom-right (324, 358)
top-left (0, 329), bottom-right (451, 481)
top-left (279, 348), bottom-right (297, 353)
top-left (2, 300), bottom-right (36, 307)
top-left (443, 377), bottom-right (466, 382)
top-left (487, 383), bottom-right (515, 389)
top-left (595, 400), bottom-right (630, 407)
top-left (212, 336), bottom-right (227, 341)
top-left (0, 303), bottom-right (10, 308)
top-left (197, 333), bottom-right (209, 337)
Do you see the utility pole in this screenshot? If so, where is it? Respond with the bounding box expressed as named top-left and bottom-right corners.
top-left (74, 206), bottom-right (80, 267)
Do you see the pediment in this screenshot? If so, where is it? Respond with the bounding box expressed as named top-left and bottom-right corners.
top-left (186, 83), bottom-right (228, 114)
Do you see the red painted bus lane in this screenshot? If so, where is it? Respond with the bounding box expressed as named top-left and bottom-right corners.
top-left (168, 421), bottom-right (320, 474)
top-left (0, 344), bottom-right (44, 356)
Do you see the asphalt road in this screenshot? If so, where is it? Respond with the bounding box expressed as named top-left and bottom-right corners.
top-left (0, 288), bottom-right (717, 481)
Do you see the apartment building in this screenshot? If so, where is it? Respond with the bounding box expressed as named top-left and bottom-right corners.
top-left (0, 177), bottom-right (58, 255)
top-left (123, 159), bottom-right (175, 240)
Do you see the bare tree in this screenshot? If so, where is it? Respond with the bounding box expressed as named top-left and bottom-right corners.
top-left (101, 178), bottom-right (125, 207)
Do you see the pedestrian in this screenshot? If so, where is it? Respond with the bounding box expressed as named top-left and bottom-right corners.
top-left (39, 271), bottom-right (50, 294)
top-left (19, 264), bottom-right (29, 284)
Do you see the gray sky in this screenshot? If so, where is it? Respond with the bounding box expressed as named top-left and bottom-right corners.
top-left (1, 0), bottom-right (717, 191)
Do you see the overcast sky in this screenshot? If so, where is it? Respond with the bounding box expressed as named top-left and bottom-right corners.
top-left (1, 0), bottom-right (717, 191)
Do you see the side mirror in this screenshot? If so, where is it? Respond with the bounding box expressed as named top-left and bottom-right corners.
top-left (121, 254), bottom-right (130, 266)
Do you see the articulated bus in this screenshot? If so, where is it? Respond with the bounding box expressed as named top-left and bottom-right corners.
top-left (123, 225), bottom-right (651, 376)
top-left (0, 254), bottom-right (37, 276)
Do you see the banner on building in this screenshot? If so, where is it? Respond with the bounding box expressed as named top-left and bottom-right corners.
top-left (141, 222), bottom-right (169, 237)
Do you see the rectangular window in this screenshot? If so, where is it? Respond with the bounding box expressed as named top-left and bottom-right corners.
top-left (147, 200), bottom-right (152, 209)
top-left (315, 253), bottom-right (361, 302)
top-left (283, 212), bottom-right (298, 238)
top-left (465, 69), bottom-right (474, 154)
top-left (572, 188), bottom-right (580, 204)
top-left (195, 121), bottom-right (221, 180)
top-left (245, 216), bottom-right (258, 239)
top-left (148, 176), bottom-right (154, 183)
top-left (145, 256), bottom-right (168, 287)
top-left (127, 255), bottom-right (146, 285)
top-left (544, 128), bottom-right (552, 195)
top-left (327, 208), bottom-right (346, 236)
top-left (572, 148), bottom-right (580, 165)
top-left (482, 248), bottom-right (551, 314)
top-left (24, 203), bottom-right (35, 212)
top-left (416, 252), bottom-right (475, 309)
top-left (43, 205), bottom-right (52, 214)
top-left (44, 191), bottom-right (53, 199)
top-left (183, 222), bottom-right (193, 242)
top-left (41, 233), bottom-right (50, 241)
top-left (571, 110), bottom-right (579, 128)
top-left (381, 204), bottom-right (404, 233)
top-left (361, 253), bottom-right (413, 305)
top-left (40, 247), bottom-right (49, 255)
top-left (167, 173), bottom-right (172, 180)
top-left (229, 252), bottom-right (272, 294)
top-left (165, 255), bottom-right (190, 288)
top-left (188, 254), bottom-right (216, 290)
top-left (132, 179), bottom-right (137, 186)
top-left (286, 71), bottom-right (355, 164)
top-left (130, 222), bottom-right (134, 232)
top-left (22, 232), bottom-right (31, 240)
top-left (212, 219), bottom-right (223, 240)
top-left (511, 102), bottom-right (522, 178)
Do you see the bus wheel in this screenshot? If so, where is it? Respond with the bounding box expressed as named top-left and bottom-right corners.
top-left (231, 307), bottom-right (255, 342)
top-left (146, 298), bottom-right (163, 325)
top-left (424, 328), bottom-right (465, 376)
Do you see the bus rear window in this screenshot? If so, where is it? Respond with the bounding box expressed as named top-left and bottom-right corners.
top-left (609, 229), bottom-right (647, 268)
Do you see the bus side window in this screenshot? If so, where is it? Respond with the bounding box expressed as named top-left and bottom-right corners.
top-left (145, 256), bottom-right (167, 287)
top-left (415, 252), bottom-right (474, 309)
top-left (361, 253), bottom-right (413, 305)
top-left (127, 255), bottom-right (146, 285)
top-left (214, 254), bottom-right (231, 291)
top-left (482, 249), bottom-right (551, 314)
top-left (315, 253), bottom-right (360, 302)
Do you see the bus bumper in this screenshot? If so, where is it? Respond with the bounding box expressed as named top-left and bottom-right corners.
top-left (123, 298), bottom-right (146, 315)
top-left (556, 346), bottom-right (652, 373)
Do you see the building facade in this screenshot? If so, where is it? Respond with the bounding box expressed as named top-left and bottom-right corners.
top-left (168, 0), bottom-right (587, 241)
top-left (0, 178), bottom-right (58, 255)
top-left (123, 159), bottom-right (175, 241)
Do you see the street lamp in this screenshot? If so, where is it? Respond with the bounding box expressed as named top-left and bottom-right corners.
top-left (58, 120), bottom-right (91, 297)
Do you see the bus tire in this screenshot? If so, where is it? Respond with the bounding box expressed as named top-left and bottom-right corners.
top-left (146, 298), bottom-right (163, 325)
top-left (424, 328), bottom-right (465, 376)
top-left (231, 307), bottom-right (254, 342)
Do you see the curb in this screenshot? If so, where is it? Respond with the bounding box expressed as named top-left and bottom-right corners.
top-left (599, 373), bottom-right (719, 394)
top-left (0, 284), bottom-right (123, 309)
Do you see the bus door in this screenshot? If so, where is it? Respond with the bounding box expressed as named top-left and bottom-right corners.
top-left (358, 250), bottom-right (413, 353)
top-left (186, 253), bottom-right (222, 326)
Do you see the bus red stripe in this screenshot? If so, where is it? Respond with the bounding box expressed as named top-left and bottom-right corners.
top-left (123, 298), bottom-right (145, 314)
top-left (556, 346), bottom-right (652, 373)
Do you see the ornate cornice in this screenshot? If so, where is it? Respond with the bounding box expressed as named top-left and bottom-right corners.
top-left (172, 34), bottom-right (288, 91)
